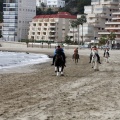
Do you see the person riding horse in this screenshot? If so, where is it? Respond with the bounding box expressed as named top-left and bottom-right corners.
top-left (103, 48), bottom-right (110, 57)
top-left (89, 46), bottom-right (101, 64)
top-left (72, 47), bottom-right (79, 63)
top-left (51, 45), bottom-right (66, 66)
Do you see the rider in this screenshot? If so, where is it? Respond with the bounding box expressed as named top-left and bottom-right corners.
top-left (89, 46), bottom-right (101, 64)
top-left (73, 47), bottom-right (79, 59)
top-left (51, 45), bottom-right (66, 66)
top-left (74, 47), bottom-right (78, 54)
top-left (103, 48), bottom-right (110, 57)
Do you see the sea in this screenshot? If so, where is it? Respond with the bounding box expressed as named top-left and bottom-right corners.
top-left (0, 51), bottom-right (51, 70)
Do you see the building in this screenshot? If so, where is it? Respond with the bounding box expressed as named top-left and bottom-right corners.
top-left (36, 0), bottom-right (65, 8)
top-left (84, 0), bottom-right (119, 43)
top-left (2, 0), bottom-right (36, 41)
top-left (28, 12), bottom-right (77, 42)
top-left (36, 0), bottom-right (47, 7)
top-left (98, 10), bottom-right (120, 45)
top-left (47, 0), bottom-right (65, 8)
top-left (0, 23), bottom-right (3, 38)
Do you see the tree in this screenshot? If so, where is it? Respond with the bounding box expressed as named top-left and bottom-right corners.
top-left (99, 35), bottom-right (107, 46)
top-left (108, 32), bottom-right (116, 49)
top-left (80, 15), bottom-right (87, 45)
top-left (26, 39), bottom-right (29, 47)
top-left (36, 7), bottom-right (43, 15)
top-left (70, 20), bottom-right (77, 42)
top-left (76, 15), bottom-right (86, 45)
top-left (46, 8), bottom-right (53, 14)
top-left (41, 2), bottom-right (46, 12)
top-left (64, 35), bottom-right (71, 44)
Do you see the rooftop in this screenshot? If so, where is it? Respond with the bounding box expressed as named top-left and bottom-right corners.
top-left (33, 12), bottom-right (77, 19)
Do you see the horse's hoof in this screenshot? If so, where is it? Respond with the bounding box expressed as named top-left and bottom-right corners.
top-left (61, 72), bottom-right (64, 76)
top-left (57, 72), bottom-right (60, 76)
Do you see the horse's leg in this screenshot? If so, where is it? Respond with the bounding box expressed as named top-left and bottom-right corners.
top-left (107, 57), bottom-right (109, 63)
top-left (57, 66), bottom-right (60, 76)
top-left (77, 58), bottom-right (78, 63)
top-left (91, 61), bottom-right (94, 68)
top-left (94, 61), bottom-right (97, 70)
top-left (61, 66), bottom-right (64, 76)
top-left (55, 66), bottom-right (57, 72)
top-left (75, 59), bottom-right (77, 64)
top-left (59, 66), bottom-right (62, 72)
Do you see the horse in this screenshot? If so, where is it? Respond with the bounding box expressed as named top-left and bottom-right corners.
top-left (54, 54), bottom-right (65, 76)
top-left (104, 51), bottom-right (109, 63)
top-left (72, 53), bottom-right (79, 64)
top-left (91, 51), bottom-right (99, 71)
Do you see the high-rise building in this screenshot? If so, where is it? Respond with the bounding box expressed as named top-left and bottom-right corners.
top-left (2, 0), bottom-right (36, 41)
top-left (68, 0), bottom-right (120, 45)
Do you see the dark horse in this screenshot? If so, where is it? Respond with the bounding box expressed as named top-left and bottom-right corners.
top-left (54, 54), bottom-right (65, 76)
top-left (72, 53), bottom-right (79, 64)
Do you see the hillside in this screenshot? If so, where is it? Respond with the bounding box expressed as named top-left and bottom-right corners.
top-left (37, 0), bottom-right (91, 15)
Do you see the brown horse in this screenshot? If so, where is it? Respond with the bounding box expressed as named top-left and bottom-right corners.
top-left (72, 53), bottom-right (79, 64)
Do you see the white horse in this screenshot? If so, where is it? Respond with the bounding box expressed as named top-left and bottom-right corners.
top-left (91, 51), bottom-right (99, 71)
top-left (104, 50), bottom-right (109, 63)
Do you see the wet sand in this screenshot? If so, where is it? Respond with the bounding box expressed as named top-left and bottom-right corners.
top-left (0, 48), bottom-right (120, 120)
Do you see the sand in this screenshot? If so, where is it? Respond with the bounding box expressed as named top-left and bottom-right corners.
top-left (0, 47), bottom-right (120, 120)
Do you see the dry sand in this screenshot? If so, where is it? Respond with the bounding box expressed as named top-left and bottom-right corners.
top-left (0, 47), bottom-right (120, 120)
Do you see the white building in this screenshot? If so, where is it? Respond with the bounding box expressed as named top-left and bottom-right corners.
top-left (47, 0), bottom-right (65, 8)
top-left (98, 11), bottom-right (120, 44)
top-left (2, 0), bottom-right (36, 41)
top-left (84, 0), bottom-right (120, 43)
top-left (36, 0), bottom-right (65, 8)
top-left (36, 0), bottom-right (47, 7)
top-left (28, 12), bottom-right (77, 42)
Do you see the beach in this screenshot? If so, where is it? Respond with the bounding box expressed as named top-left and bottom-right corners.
top-left (0, 46), bottom-right (120, 120)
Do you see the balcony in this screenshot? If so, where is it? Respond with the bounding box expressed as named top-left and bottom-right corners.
top-left (100, 14), bottom-right (107, 18)
top-left (88, 19), bottom-right (99, 23)
top-left (49, 26), bottom-right (56, 28)
top-left (102, 1), bottom-right (119, 5)
top-left (88, 14), bottom-right (99, 18)
top-left (92, 23), bottom-right (100, 27)
top-left (84, 33), bottom-right (93, 37)
top-left (68, 32), bottom-right (74, 37)
top-left (105, 22), bottom-right (120, 24)
top-left (105, 27), bottom-right (120, 30)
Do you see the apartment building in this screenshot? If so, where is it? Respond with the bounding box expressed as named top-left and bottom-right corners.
top-left (28, 12), bottom-right (77, 42)
top-left (2, 0), bottom-right (36, 41)
top-left (0, 23), bottom-right (3, 38)
top-left (84, 0), bottom-right (119, 43)
top-left (36, 0), bottom-right (65, 8)
top-left (98, 11), bottom-right (120, 44)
